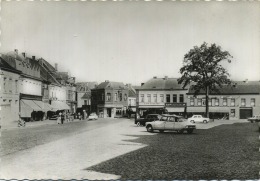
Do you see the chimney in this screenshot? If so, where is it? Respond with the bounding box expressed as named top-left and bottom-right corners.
top-left (14, 49), bottom-right (18, 54)
top-left (141, 83), bottom-right (144, 86)
top-left (153, 76), bottom-right (157, 79)
top-left (55, 63), bottom-right (58, 71)
top-left (22, 52), bottom-right (26, 58)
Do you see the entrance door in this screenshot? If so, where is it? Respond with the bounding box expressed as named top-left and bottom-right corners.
top-left (107, 108), bottom-right (112, 117)
top-left (240, 108), bottom-right (252, 119)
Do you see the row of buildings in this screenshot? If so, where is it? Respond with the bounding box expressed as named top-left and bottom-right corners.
top-left (0, 49), bottom-right (137, 127)
top-left (136, 76), bottom-right (260, 120)
top-left (1, 49), bottom-right (260, 127)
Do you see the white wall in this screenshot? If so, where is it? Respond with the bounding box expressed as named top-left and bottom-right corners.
top-left (20, 78), bottom-right (41, 96)
top-left (49, 85), bottom-right (66, 101)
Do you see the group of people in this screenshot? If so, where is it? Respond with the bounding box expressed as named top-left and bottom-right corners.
top-left (57, 110), bottom-right (88, 124)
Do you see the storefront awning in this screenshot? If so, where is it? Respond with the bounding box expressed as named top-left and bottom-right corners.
top-left (166, 107), bottom-right (185, 113)
top-left (20, 99), bottom-right (42, 117)
top-left (33, 101), bottom-right (53, 112)
top-left (51, 101), bottom-right (70, 110)
top-left (187, 106), bottom-right (229, 113)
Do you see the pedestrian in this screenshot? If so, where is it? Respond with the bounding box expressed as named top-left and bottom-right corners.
top-left (78, 112), bottom-right (81, 120)
top-left (57, 112), bottom-right (62, 124)
top-left (61, 112), bottom-right (65, 124)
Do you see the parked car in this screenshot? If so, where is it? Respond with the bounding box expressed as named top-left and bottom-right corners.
top-left (88, 113), bottom-right (98, 120)
top-left (188, 115), bottom-right (209, 123)
top-left (135, 114), bottom-right (161, 126)
top-left (247, 115), bottom-right (260, 123)
top-left (145, 114), bottom-right (196, 134)
top-left (47, 111), bottom-right (58, 120)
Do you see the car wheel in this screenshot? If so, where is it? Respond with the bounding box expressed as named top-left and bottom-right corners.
top-left (146, 125), bottom-right (153, 133)
top-left (250, 120), bottom-right (254, 123)
top-left (191, 120), bottom-right (195, 123)
top-left (203, 120), bottom-right (207, 123)
top-left (187, 129), bottom-right (193, 134)
top-left (178, 130), bottom-right (184, 134)
top-left (136, 122), bottom-right (141, 127)
top-left (159, 130), bottom-right (164, 133)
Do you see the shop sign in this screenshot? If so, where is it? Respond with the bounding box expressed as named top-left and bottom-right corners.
top-left (165, 103), bottom-right (186, 107)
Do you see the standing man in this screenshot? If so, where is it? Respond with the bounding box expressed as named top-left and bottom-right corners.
top-left (61, 111), bottom-right (65, 124)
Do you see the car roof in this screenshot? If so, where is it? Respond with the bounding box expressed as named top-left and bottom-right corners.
top-left (161, 114), bottom-right (182, 118)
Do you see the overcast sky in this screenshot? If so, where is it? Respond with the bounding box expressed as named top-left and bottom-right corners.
top-left (1, 1), bottom-right (260, 85)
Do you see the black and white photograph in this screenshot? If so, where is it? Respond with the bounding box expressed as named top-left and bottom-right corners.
top-left (0, 0), bottom-right (260, 179)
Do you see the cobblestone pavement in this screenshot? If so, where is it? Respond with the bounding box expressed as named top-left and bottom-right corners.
top-left (1, 118), bottom-right (257, 179)
top-left (88, 122), bottom-right (259, 180)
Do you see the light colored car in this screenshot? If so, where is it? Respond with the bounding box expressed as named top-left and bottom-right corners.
top-left (247, 115), bottom-right (260, 123)
top-left (145, 114), bottom-right (196, 134)
top-left (188, 115), bottom-right (209, 123)
top-left (88, 113), bottom-right (98, 120)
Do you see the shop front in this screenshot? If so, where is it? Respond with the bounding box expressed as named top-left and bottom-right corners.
top-left (186, 106), bottom-right (230, 120)
top-left (165, 103), bottom-right (186, 117)
top-left (97, 104), bottom-right (124, 118)
top-left (137, 104), bottom-right (166, 118)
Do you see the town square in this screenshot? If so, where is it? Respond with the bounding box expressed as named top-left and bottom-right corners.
top-left (0, 1), bottom-right (260, 180)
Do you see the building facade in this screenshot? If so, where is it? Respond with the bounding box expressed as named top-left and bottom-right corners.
top-left (186, 81), bottom-right (260, 119)
top-left (0, 57), bottom-right (21, 126)
top-left (91, 81), bottom-right (128, 118)
top-left (76, 82), bottom-right (98, 114)
top-left (136, 76), bottom-right (189, 118)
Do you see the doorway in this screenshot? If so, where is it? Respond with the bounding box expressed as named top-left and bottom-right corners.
top-left (107, 108), bottom-right (112, 117)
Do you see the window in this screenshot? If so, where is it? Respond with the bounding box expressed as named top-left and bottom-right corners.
top-left (147, 94), bottom-right (151, 103)
top-left (223, 98), bottom-right (227, 106)
top-left (114, 93), bottom-right (118, 101)
top-left (84, 100), bottom-right (87, 105)
top-left (197, 99), bottom-right (202, 106)
top-left (119, 93), bottom-right (122, 101)
top-left (215, 99), bottom-right (219, 106)
top-left (173, 94), bottom-right (177, 103)
top-left (231, 109), bottom-right (235, 117)
top-left (106, 93), bottom-right (111, 101)
top-left (208, 98), bottom-right (211, 106)
top-left (124, 94), bottom-right (127, 101)
top-left (102, 93), bottom-right (104, 101)
top-left (231, 99), bottom-right (235, 106)
top-left (160, 94), bottom-right (164, 102)
top-left (179, 94), bottom-right (184, 103)
top-left (241, 98), bottom-right (246, 106)
top-left (153, 94), bottom-right (157, 103)
top-left (190, 98), bottom-right (194, 106)
top-left (250, 98), bottom-right (255, 106)
top-left (140, 94), bottom-right (144, 102)
top-left (166, 94), bottom-right (170, 103)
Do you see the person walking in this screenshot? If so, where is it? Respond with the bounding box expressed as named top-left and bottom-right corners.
top-left (57, 112), bottom-right (62, 124)
top-left (61, 112), bottom-right (65, 124)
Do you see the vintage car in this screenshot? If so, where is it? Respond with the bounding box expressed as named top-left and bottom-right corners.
top-left (247, 115), bottom-right (260, 123)
top-left (188, 115), bottom-right (209, 123)
top-left (135, 114), bottom-right (161, 126)
top-left (88, 113), bottom-right (98, 120)
top-left (145, 114), bottom-right (196, 134)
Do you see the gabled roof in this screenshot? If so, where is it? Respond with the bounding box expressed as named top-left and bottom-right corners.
top-left (187, 81), bottom-right (260, 95)
top-left (76, 82), bottom-right (98, 92)
top-left (81, 92), bottom-right (91, 99)
top-left (137, 77), bottom-right (187, 90)
top-left (0, 57), bottom-right (21, 74)
top-left (94, 81), bottom-right (127, 90)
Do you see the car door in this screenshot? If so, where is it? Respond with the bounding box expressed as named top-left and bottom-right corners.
top-left (154, 116), bottom-right (167, 130)
top-left (164, 117), bottom-right (175, 130)
top-left (174, 118), bottom-right (184, 130)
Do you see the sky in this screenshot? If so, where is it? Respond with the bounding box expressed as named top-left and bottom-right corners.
top-left (1, 1), bottom-right (260, 85)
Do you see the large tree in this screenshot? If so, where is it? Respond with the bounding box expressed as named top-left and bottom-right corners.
top-left (178, 42), bottom-right (233, 118)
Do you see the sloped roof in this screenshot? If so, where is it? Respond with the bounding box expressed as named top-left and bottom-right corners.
top-left (81, 92), bottom-right (91, 99)
top-left (137, 77), bottom-right (187, 90)
top-left (128, 86), bottom-right (136, 97)
top-left (95, 81), bottom-right (127, 90)
top-left (0, 57), bottom-right (21, 74)
top-left (76, 82), bottom-right (98, 92)
top-left (187, 81), bottom-right (260, 95)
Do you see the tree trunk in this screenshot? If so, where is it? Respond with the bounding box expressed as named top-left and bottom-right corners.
top-left (205, 86), bottom-right (209, 118)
